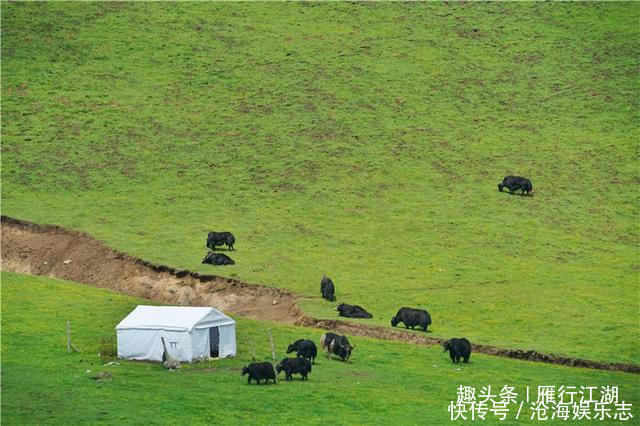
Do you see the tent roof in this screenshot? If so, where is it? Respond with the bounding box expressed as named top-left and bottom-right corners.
top-left (116, 305), bottom-right (235, 331)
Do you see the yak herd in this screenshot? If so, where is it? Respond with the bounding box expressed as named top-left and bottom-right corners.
top-left (241, 332), bottom-right (352, 384)
top-left (241, 274), bottom-right (469, 384)
top-left (213, 176), bottom-right (533, 383)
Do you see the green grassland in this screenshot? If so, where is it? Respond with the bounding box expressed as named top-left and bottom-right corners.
top-left (2, 271), bottom-right (639, 425)
top-left (2, 1), bottom-right (639, 366)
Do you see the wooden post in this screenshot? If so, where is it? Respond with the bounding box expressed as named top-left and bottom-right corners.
top-left (268, 328), bottom-right (276, 360)
top-left (66, 320), bottom-right (71, 353)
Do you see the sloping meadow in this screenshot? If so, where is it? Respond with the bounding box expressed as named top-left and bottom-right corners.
top-left (2, 272), bottom-right (638, 424)
top-left (2, 1), bottom-right (638, 366)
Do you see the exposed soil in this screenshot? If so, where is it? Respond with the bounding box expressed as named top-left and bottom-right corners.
top-left (2, 215), bottom-right (638, 374)
top-left (0, 216), bottom-right (302, 323)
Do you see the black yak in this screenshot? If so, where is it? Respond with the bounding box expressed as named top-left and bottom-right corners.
top-left (320, 332), bottom-right (354, 362)
top-left (498, 176), bottom-right (533, 195)
top-left (202, 251), bottom-right (235, 265)
top-left (286, 339), bottom-right (317, 364)
top-left (391, 307), bottom-right (432, 332)
top-left (443, 338), bottom-right (472, 364)
top-left (336, 303), bottom-right (373, 319)
top-left (320, 273), bottom-right (335, 301)
top-left (241, 362), bottom-right (277, 384)
top-left (275, 357), bottom-right (312, 381)
top-left (206, 231), bottom-right (236, 251)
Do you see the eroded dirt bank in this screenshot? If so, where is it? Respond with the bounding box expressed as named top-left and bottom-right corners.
top-left (0, 216), bottom-right (303, 323)
top-left (2, 215), bottom-right (638, 374)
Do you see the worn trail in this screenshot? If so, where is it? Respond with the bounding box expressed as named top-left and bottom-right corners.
top-left (1, 216), bottom-right (637, 374)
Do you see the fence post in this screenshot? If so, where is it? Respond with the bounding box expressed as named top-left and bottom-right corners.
top-left (268, 328), bottom-right (276, 360)
top-left (249, 339), bottom-right (257, 361)
top-left (67, 320), bottom-right (71, 353)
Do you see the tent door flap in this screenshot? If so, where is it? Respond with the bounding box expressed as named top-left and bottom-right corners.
top-left (209, 327), bottom-right (219, 358)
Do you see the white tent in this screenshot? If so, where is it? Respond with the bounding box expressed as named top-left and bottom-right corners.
top-left (116, 305), bottom-right (236, 362)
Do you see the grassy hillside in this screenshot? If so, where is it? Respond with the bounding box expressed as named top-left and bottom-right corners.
top-left (2, 271), bottom-right (638, 425)
top-left (2, 2), bottom-right (638, 364)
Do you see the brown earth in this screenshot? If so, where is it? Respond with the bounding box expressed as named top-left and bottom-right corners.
top-left (1, 215), bottom-right (638, 374)
top-left (0, 216), bottom-right (302, 323)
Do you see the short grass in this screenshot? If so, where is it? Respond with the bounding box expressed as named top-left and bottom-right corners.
top-left (2, 271), bottom-right (639, 425)
top-left (1, 2), bottom-right (639, 364)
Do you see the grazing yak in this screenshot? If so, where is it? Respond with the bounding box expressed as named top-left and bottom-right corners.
top-left (443, 338), bottom-right (472, 364)
top-left (498, 176), bottom-right (533, 195)
top-left (320, 274), bottom-right (335, 302)
top-left (320, 332), bottom-right (354, 362)
top-left (275, 357), bottom-right (312, 381)
top-left (206, 231), bottom-right (236, 251)
top-left (391, 307), bottom-right (432, 332)
top-left (242, 362), bottom-right (277, 384)
top-left (336, 303), bottom-right (373, 319)
top-left (286, 339), bottom-right (317, 364)
top-left (202, 251), bottom-right (235, 265)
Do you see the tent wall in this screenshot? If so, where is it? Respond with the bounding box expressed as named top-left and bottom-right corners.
top-left (190, 328), bottom-right (210, 360)
top-left (218, 323), bottom-right (236, 358)
top-left (117, 329), bottom-right (193, 362)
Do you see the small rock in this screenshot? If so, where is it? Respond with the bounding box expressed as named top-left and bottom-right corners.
top-left (272, 300), bottom-right (278, 305)
top-left (63, 259), bottom-right (72, 265)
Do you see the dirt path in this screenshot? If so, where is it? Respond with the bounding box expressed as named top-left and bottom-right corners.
top-left (2, 215), bottom-right (638, 374)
